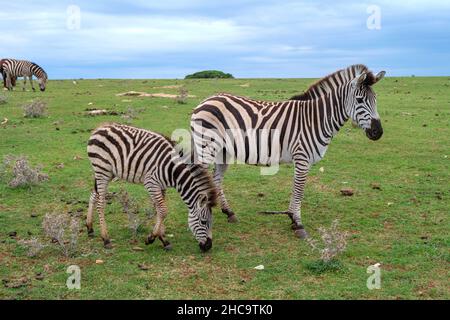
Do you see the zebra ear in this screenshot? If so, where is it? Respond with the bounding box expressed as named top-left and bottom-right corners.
top-left (351, 72), bottom-right (367, 88)
top-left (374, 71), bottom-right (386, 84)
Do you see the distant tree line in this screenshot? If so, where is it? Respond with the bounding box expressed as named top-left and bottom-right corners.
top-left (185, 70), bottom-right (234, 79)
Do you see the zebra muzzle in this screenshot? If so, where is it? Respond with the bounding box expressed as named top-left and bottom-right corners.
top-left (199, 237), bottom-right (212, 252)
top-left (366, 119), bottom-right (383, 141)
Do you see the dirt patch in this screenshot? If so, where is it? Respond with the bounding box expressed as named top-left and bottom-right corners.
top-left (84, 109), bottom-right (121, 116)
top-left (152, 85), bottom-right (182, 89)
top-left (116, 91), bottom-right (196, 99)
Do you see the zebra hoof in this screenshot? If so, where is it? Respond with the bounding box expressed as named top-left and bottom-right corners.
top-left (294, 228), bottom-right (309, 239)
top-left (163, 243), bottom-right (172, 251)
top-left (227, 214), bottom-right (238, 223)
top-left (87, 230), bottom-right (95, 238)
top-left (145, 235), bottom-right (156, 245)
top-left (103, 239), bottom-right (113, 249)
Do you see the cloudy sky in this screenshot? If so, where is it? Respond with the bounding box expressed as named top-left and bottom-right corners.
top-left (0, 0), bottom-right (449, 79)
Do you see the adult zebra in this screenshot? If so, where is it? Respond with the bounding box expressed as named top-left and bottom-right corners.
top-left (1, 58), bottom-right (47, 91)
top-left (191, 64), bottom-right (385, 238)
top-left (0, 59), bottom-right (16, 89)
top-left (87, 123), bottom-right (217, 251)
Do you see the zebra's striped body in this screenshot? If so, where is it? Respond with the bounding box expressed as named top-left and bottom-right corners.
top-left (191, 64), bottom-right (385, 237)
top-left (0, 59), bottom-right (16, 88)
top-left (87, 123), bottom-right (217, 251)
top-left (1, 58), bottom-right (47, 91)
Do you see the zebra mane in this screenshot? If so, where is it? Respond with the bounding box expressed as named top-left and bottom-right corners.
top-left (187, 164), bottom-right (218, 208)
top-left (159, 135), bottom-right (218, 208)
top-left (290, 64), bottom-right (375, 101)
top-left (31, 62), bottom-right (47, 79)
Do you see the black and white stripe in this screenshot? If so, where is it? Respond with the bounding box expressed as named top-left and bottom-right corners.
top-left (190, 64), bottom-right (385, 237)
top-left (1, 58), bottom-right (48, 91)
top-left (87, 123), bottom-right (217, 251)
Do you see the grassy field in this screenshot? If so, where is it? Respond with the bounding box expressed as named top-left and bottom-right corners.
top-left (0, 76), bottom-right (449, 300)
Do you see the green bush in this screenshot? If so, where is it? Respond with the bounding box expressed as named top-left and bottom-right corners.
top-left (185, 70), bottom-right (234, 79)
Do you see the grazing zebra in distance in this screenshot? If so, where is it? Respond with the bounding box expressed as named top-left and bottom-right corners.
top-left (191, 64), bottom-right (385, 238)
top-left (87, 123), bottom-right (217, 251)
top-left (1, 58), bottom-right (48, 91)
top-left (0, 59), bottom-right (16, 89)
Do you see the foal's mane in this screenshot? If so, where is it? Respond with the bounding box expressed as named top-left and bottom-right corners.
top-left (290, 64), bottom-right (376, 101)
top-left (161, 135), bottom-right (218, 208)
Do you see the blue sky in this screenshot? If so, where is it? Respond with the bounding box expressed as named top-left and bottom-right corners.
top-left (0, 0), bottom-right (449, 79)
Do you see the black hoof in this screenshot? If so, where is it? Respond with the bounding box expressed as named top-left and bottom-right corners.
top-left (227, 214), bottom-right (238, 223)
top-left (103, 239), bottom-right (113, 249)
top-left (294, 228), bottom-right (309, 239)
top-left (88, 230), bottom-right (95, 238)
top-left (163, 243), bottom-right (172, 251)
top-left (145, 235), bottom-right (156, 245)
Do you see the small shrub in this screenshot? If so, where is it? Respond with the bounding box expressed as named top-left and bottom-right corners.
top-left (0, 155), bottom-right (48, 188)
top-left (305, 219), bottom-right (348, 274)
top-left (0, 94), bottom-right (7, 105)
top-left (304, 259), bottom-right (344, 274)
top-left (42, 213), bottom-right (80, 257)
top-left (307, 219), bottom-right (348, 262)
top-left (18, 238), bottom-right (46, 257)
top-left (121, 106), bottom-right (138, 124)
top-left (116, 188), bottom-right (153, 242)
top-left (175, 87), bottom-right (189, 104)
top-left (23, 100), bottom-right (47, 118)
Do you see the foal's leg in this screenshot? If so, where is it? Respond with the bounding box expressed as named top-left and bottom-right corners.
top-left (86, 190), bottom-right (98, 237)
top-left (213, 163), bottom-right (237, 223)
top-left (94, 177), bottom-right (113, 248)
top-left (144, 181), bottom-right (171, 250)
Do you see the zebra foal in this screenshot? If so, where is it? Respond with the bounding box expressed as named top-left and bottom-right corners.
top-left (191, 64), bottom-right (385, 238)
top-left (87, 123), bottom-right (217, 251)
top-left (1, 58), bottom-right (48, 91)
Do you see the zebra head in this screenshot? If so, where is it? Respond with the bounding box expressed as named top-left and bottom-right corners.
top-left (38, 76), bottom-right (47, 92)
top-left (188, 192), bottom-right (215, 252)
top-left (348, 70), bottom-right (386, 140)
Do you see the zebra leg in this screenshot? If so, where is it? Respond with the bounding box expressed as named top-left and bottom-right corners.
top-left (287, 159), bottom-right (310, 239)
top-left (5, 74), bottom-right (12, 91)
top-left (94, 178), bottom-right (113, 249)
top-left (86, 190), bottom-right (98, 237)
top-left (30, 76), bottom-right (35, 92)
top-left (144, 182), bottom-right (171, 250)
top-left (23, 77), bottom-right (26, 91)
top-left (213, 163), bottom-right (237, 223)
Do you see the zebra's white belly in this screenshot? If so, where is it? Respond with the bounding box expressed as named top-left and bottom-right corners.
top-left (209, 129), bottom-right (292, 166)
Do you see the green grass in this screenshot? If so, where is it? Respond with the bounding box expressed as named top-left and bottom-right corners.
top-left (0, 76), bottom-right (449, 299)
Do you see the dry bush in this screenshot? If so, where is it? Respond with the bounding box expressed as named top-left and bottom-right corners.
top-left (42, 213), bottom-right (80, 257)
top-left (18, 238), bottom-right (46, 257)
top-left (23, 100), bottom-right (47, 118)
top-left (307, 219), bottom-right (348, 263)
top-left (116, 188), bottom-right (153, 242)
top-left (121, 106), bottom-right (138, 124)
top-left (175, 87), bottom-right (189, 104)
top-left (0, 155), bottom-right (48, 188)
top-left (0, 94), bottom-right (7, 105)
top-left (117, 189), bottom-right (141, 242)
